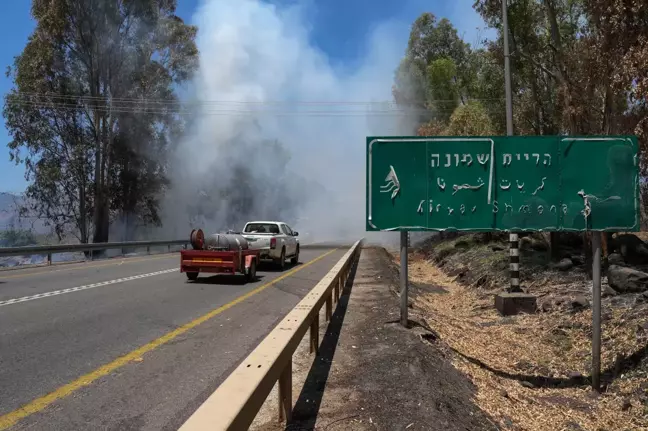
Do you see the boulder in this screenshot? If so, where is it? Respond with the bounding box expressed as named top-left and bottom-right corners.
top-left (570, 255), bottom-right (585, 266)
top-left (607, 265), bottom-right (648, 293)
top-left (571, 295), bottom-right (590, 309)
top-left (520, 236), bottom-right (533, 251)
top-left (607, 253), bottom-right (625, 266)
top-left (553, 258), bottom-right (574, 271)
top-left (613, 234), bottom-right (648, 265)
top-left (602, 283), bottom-right (618, 297)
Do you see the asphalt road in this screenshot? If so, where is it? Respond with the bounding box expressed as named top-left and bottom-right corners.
top-left (0, 247), bottom-right (345, 430)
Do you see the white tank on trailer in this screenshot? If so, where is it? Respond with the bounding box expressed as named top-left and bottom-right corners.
top-left (204, 233), bottom-right (249, 251)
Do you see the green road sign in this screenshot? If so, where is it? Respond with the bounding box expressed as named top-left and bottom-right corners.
top-left (366, 136), bottom-right (639, 232)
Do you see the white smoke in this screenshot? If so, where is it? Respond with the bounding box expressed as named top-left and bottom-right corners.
top-left (159, 0), bottom-right (418, 245)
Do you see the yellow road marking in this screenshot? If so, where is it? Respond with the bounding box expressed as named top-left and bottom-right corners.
top-left (0, 248), bottom-right (338, 430)
top-left (0, 254), bottom-right (176, 280)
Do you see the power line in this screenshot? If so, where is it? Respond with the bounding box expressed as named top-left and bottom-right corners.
top-left (7, 97), bottom-right (507, 117)
top-left (6, 92), bottom-right (506, 106)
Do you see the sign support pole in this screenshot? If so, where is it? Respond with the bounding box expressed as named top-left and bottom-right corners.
top-left (400, 230), bottom-right (409, 327)
top-left (502, 0), bottom-right (520, 292)
top-left (591, 231), bottom-right (602, 392)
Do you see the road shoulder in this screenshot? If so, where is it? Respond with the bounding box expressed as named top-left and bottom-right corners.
top-left (251, 247), bottom-right (498, 430)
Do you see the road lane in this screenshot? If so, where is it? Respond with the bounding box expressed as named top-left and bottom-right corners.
top-left (0, 254), bottom-right (180, 301)
top-left (0, 247), bottom-right (346, 430)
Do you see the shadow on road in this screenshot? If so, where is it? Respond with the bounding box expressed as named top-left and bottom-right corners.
top-left (259, 261), bottom-right (301, 273)
top-left (188, 274), bottom-right (266, 285)
top-left (286, 257), bottom-right (359, 430)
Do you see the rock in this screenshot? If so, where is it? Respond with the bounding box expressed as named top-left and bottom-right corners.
top-left (622, 398), bottom-right (632, 411)
top-left (491, 244), bottom-right (505, 251)
top-left (520, 381), bottom-right (535, 389)
top-left (602, 283), bottom-right (618, 297)
top-left (608, 253), bottom-right (625, 266)
top-left (568, 371), bottom-right (583, 379)
top-left (613, 234), bottom-right (648, 265)
top-left (520, 237), bottom-right (533, 251)
top-left (495, 293), bottom-right (537, 316)
top-left (607, 265), bottom-right (648, 293)
top-left (541, 300), bottom-right (554, 312)
top-left (553, 258), bottom-right (574, 271)
top-left (499, 389), bottom-right (509, 398)
top-left (530, 238), bottom-right (549, 252)
top-left (571, 255), bottom-right (585, 266)
top-left (571, 296), bottom-right (589, 309)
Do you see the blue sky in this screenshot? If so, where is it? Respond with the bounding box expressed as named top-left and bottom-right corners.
top-left (0, 0), bottom-right (492, 194)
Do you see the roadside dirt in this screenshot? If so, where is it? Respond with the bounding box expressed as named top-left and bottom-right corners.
top-left (250, 247), bottom-right (498, 430)
top-left (402, 233), bottom-right (648, 431)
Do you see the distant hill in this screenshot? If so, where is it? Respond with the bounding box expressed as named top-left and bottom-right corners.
top-left (0, 192), bottom-right (49, 234)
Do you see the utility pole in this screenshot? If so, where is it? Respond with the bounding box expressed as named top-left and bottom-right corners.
top-left (502, 0), bottom-right (520, 292)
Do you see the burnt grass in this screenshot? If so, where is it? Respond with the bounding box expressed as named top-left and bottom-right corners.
top-left (408, 232), bottom-right (648, 429)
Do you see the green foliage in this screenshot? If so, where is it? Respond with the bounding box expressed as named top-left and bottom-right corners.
top-left (445, 101), bottom-right (495, 136)
top-left (0, 228), bottom-right (37, 247)
top-left (393, 13), bottom-right (474, 125)
top-left (3, 0), bottom-right (199, 243)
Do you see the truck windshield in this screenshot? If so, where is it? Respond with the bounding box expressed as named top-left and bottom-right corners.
top-left (244, 223), bottom-right (280, 234)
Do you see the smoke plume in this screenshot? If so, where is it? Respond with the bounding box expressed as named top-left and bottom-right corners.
top-left (159, 0), bottom-right (416, 245)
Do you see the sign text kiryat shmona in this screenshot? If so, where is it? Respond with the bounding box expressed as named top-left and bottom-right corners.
top-left (366, 136), bottom-right (639, 232)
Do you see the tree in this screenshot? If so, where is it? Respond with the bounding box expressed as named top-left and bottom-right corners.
top-left (0, 228), bottom-right (37, 247)
top-left (3, 0), bottom-right (198, 243)
top-left (445, 101), bottom-right (495, 136)
top-left (393, 13), bottom-right (475, 127)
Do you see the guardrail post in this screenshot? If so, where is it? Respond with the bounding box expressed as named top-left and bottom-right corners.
top-left (326, 294), bottom-right (332, 321)
top-left (333, 279), bottom-right (339, 304)
top-left (147, 246), bottom-right (150, 255)
top-left (90, 250), bottom-right (94, 261)
top-left (310, 315), bottom-right (319, 355)
top-left (168, 244), bottom-right (171, 253)
top-left (47, 253), bottom-right (52, 266)
top-left (278, 360), bottom-right (292, 422)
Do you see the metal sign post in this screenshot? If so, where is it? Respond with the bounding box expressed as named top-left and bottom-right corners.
top-left (592, 231), bottom-right (602, 391)
top-left (502, 0), bottom-right (520, 293)
top-left (400, 230), bottom-right (409, 327)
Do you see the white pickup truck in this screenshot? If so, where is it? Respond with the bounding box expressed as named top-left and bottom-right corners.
top-left (240, 221), bottom-right (300, 270)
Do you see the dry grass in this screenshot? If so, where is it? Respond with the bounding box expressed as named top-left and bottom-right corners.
top-left (399, 249), bottom-right (648, 431)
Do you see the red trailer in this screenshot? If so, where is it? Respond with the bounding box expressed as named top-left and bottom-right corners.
top-left (180, 229), bottom-right (259, 282)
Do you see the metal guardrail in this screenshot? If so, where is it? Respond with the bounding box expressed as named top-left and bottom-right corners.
top-left (179, 239), bottom-right (363, 430)
top-left (0, 240), bottom-right (190, 265)
top-left (0, 240), bottom-right (355, 267)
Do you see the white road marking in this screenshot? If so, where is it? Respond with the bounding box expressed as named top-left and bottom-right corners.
top-left (0, 268), bottom-right (177, 307)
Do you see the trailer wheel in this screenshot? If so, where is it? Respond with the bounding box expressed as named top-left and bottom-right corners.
top-left (186, 272), bottom-right (199, 281)
top-left (246, 259), bottom-right (257, 282)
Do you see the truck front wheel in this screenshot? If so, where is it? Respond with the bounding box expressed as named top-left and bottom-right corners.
top-left (186, 272), bottom-right (199, 281)
top-left (291, 246), bottom-right (300, 265)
